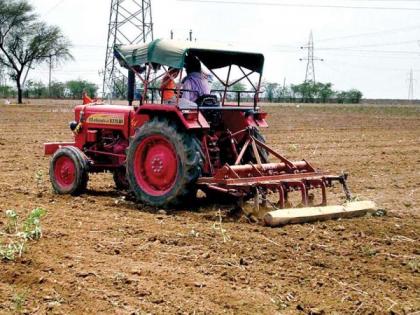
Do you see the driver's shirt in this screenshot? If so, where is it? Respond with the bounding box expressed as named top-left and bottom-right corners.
top-left (182, 72), bottom-right (210, 102)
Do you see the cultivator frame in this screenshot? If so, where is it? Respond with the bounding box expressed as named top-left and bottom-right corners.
top-left (198, 127), bottom-right (352, 210)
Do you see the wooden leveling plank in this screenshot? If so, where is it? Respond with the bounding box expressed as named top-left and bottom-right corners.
top-left (263, 201), bottom-right (377, 227)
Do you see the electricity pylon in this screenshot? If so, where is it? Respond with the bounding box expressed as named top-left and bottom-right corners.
top-left (102, 0), bottom-right (154, 98)
top-left (300, 31), bottom-right (323, 84)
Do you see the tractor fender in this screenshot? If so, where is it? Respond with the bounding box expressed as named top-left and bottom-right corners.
top-left (136, 104), bottom-right (210, 130)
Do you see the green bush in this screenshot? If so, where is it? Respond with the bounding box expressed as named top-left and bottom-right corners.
top-left (66, 80), bottom-right (98, 99)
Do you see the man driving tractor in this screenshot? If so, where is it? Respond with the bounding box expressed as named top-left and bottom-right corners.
top-left (181, 54), bottom-right (210, 102)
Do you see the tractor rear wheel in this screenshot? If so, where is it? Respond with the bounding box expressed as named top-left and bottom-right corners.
top-left (49, 146), bottom-right (89, 195)
top-left (126, 118), bottom-right (203, 208)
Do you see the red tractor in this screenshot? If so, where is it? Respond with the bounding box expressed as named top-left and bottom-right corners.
top-left (45, 39), bottom-right (375, 226)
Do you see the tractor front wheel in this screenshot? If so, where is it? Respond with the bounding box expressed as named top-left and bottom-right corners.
top-left (126, 118), bottom-right (203, 208)
top-left (49, 146), bottom-right (89, 195)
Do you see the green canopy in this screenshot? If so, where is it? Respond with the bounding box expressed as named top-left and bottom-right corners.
top-left (115, 39), bottom-right (265, 74)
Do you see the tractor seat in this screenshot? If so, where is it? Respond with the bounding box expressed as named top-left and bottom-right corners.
top-left (195, 94), bottom-right (219, 107)
top-left (178, 95), bottom-right (219, 109)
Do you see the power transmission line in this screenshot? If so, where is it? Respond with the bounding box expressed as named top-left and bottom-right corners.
top-left (178, 0), bottom-right (420, 11)
top-left (318, 39), bottom-right (420, 49)
top-left (317, 24), bottom-right (420, 43)
top-left (317, 48), bottom-right (420, 54)
top-left (44, 0), bottom-right (67, 15)
top-left (300, 31), bottom-right (323, 83)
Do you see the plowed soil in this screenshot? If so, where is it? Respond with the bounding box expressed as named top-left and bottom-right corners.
top-left (0, 101), bottom-right (419, 314)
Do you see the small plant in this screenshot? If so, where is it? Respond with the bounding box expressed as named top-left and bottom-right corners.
top-left (35, 170), bottom-right (44, 197)
top-left (212, 209), bottom-right (231, 243)
top-left (22, 207), bottom-right (46, 240)
top-left (407, 259), bottom-right (419, 273)
top-left (0, 241), bottom-right (25, 261)
top-left (0, 208), bottom-right (46, 261)
top-left (361, 245), bottom-right (378, 257)
top-left (189, 229), bottom-right (199, 238)
top-left (12, 291), bottom-right (27, 313)
top-left (288, 144), bottom-right (299, 152)
top-left (35, 170), bottom-right (43, 186)
top-left (5, 210), bottom-right (19, 234)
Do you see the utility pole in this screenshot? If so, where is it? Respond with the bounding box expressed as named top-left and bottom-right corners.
top-left (48, 55), bottom-right (53, 97)
top-left (103, 0), bottom-right (154, 98)
top-left (300, 31), bottom-right (323, 84)
top-left (407, 68), bottom-right (414, 101)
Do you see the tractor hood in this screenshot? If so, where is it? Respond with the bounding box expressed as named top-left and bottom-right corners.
top-left (114, 39), bottom-right (265, 74)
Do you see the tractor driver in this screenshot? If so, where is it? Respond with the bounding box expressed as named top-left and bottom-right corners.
top-left (181, 54), bottom-right (210, 103)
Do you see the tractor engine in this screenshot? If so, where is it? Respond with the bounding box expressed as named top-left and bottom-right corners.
top-left (83, 129), bottom-right (128, 168)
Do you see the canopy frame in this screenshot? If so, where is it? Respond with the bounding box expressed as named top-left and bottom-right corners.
top-left (114, 39), bottom-right (264, 108)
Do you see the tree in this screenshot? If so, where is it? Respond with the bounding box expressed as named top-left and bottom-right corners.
top-left (211, 81), bottom-right (224, 92)
top-left (314, 82), bottom-right (334, 103)
top-left (230, 82), bottom-right (246, 101)
top-left (66, 80), bottom-right (98, 99)
top-left (336, 89), bottom-right (363, 104)
top-left (291, 81), bottom-right (335, 103)
top-left (112, 77), bottom-right (128, 99)
top-left (0, 85), bottom-right (15, 98)
top-left (291, 81), bottom-right (316, 103)
top-left (25, 80), bottom-right (47, 98)
top-left (0, 0), bottom-right (72, 103)
top-left (49, 81), bottom-right (66, 99)
top-left (263, 82), bottom-right (280, 102)
top-left (346, 89), bottom-right (363, 103)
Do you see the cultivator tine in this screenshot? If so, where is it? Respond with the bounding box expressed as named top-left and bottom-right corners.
top-left (277, 184), bottom-right (286, 209)
top-left (303, 178), bottom-right (327, 206)
top-left (326, 174), bottom-right (352, 201)
top-left (254, 187), bottom-right (260, 213)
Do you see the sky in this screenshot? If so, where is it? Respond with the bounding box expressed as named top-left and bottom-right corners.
top-left (26, 0), bottom-right (420, 99)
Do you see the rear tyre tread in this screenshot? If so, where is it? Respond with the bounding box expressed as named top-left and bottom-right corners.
top-left (126, 118), bottom-right (203, 208)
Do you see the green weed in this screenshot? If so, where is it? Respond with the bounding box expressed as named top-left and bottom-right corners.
top-left (0, 242), bottom-right (25, 261)
top-left (12, 291), bottom-right (27, 313)
top-left (35, 170), bottom-right (43, 186)
top-left (5, 210), bottom-right (19, 234)
top-left (361, 245), bottom-right (378, 257)
top-left (1, 208), bottom-right (46, 261)
top-left (22, 207), bottom-right (46, 240)
top-left (212, 209), bottom-right (231, 243)
top-left (408, 259), bottom-right (419, 273)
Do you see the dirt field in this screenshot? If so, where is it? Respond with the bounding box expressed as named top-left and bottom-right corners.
top-left (0, 101), bottom-right (419, 314)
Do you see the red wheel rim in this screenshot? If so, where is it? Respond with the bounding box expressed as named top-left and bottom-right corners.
top-left (54, 155), bottom-right (76, 189)
top-left (133, 135), bottom-right (178, 196)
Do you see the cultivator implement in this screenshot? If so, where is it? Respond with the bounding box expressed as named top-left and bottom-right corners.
top-left (198, 128), bottom-right (376, 226)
